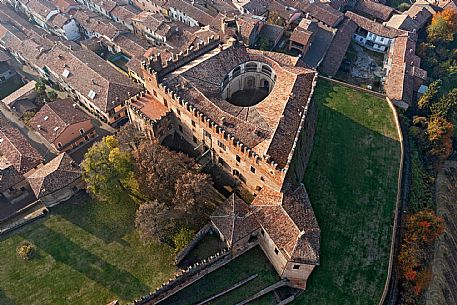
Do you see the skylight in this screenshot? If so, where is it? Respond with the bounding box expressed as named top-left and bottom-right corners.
top-left (88, 90), bottom-right (96, 99)
top-left (62, 68), bottom-right (70, 78)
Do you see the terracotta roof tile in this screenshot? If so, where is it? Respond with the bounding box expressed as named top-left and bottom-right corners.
top-left (27, 153), bottom-right (81, 198)
top-left (320, 17), bottom-right (357, 76)
top-left (355, 0), bottom-right (395, 21)
top-left (29, 99), bottom-right (92, 143)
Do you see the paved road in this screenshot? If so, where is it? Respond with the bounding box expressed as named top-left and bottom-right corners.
top-left (0, 102), bottom-right (57, 162)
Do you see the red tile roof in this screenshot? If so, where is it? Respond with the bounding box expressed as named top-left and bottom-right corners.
top-left (27, 153), bottom-right (81, 198)
top-left (355, 0), bottom-right (395, 21)
top-left (29, 99), bottom-right (92, 143)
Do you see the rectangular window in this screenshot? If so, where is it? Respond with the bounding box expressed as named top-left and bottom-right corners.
top-left (217, 140), bottom-right (226, 150)
top-left (191, 120), bottom-right (196, 127)
top-left (293, 264), bottom-right (300, 270)
top-left (236, 155), bottom-right (240, 162)
top-left (274, 248), bottom-right (279, 255)
top-left (176, 109), bottom-right (181, 116)
top-left (261, 229), bottom-right (265, 236)
top-left (260, 176), bottom-right (265, 182)
top-left (193, 136), bottom-right (197, 143)
top-left (178, 125), bottom-right (183, 132)
top-left (203, 130), bottom-right (211, 139)
top-left (250, 166), bottom-right (256, 173)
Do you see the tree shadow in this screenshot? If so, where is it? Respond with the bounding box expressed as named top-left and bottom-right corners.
top-left (52, 192), bottom-right (137, 244)
top-left (31, 226), bottom-right (148, 300)
top-left (299, 81), bottom-right (402, 304)
top-left (0, 288), bottom-right (15, 305)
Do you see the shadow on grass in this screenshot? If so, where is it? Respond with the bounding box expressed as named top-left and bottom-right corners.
top-left (52, 192), bottom-right (137, 244)
top-left (0, 288), bottom-right (15, 305)
top-left (28, 225), bottom-right (148, 301)
top-left (295, 80), bottom-right (401, 305)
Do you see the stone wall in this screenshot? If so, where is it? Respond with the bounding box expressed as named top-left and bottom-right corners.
top-left (175, 224), bottom-right (214, 265)
top-left (129, 249), bottom-right (231, 305)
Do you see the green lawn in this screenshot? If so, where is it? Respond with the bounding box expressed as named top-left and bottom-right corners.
top-left (295, 79), bottom-right (401, 305)
top-left (0, 74), bottom-right (24, 99)
top-left (159, 246), bottom-right (279, 305)
top-left (0, 196), bottom-right (177, 305)
top-left (178, 232), bottom-right (225, 268)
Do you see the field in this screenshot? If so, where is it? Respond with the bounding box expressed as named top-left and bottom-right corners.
top-left (295, 79), bottom-right (401, 305)
top-left (159, 246), bottom-right (279, 305)
top-left (0, 195), bottom-right (177, 305)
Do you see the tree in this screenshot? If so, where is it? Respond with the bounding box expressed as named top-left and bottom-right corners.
top-left (81, 136), bottom-right (136, 203)
top-left (46, 90), bottom-right (58, 102)
top-left (397, 2), bottom-right (410, 12)
top-left (406, 210), bottom-right (445, 244)
top-left (34, 79), bottom-right (46, 94)
top-left (16, 241), bottom-right (36, 260)
top-left (427, 9), bottom-right (457, 42)
top-left (117, 123), bottom-right (146, 151)
top-left (173, 171), bottom-right (214, 224)
top-left (426, 116), bottom-right (454, 160)
top-left (172, 227), bottom-right (195, 253)
top-left (133, 140), bottom-right (194, 203)
top-left (135, 200), bottom-right (177, 243)
top-left (430, 88), bottom-right (457, 120)
top-left (417, 80), bottom-right (441, 113)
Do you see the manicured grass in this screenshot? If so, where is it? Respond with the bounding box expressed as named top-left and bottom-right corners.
top-left (178, 232), bottom-right (225, 268)
top-left (0, 74), bottom-right (24, 99)
top-left (295, 79), bottom-right (401, 305)
top-left (0, 196), bottom-right (177, 305)
top-left (159, 246), bottom-right (279, 305)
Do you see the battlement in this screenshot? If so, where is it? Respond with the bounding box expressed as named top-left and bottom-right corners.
top-left (141, 35), bottom-right (221, 79)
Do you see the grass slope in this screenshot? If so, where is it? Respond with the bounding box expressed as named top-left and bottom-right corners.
top-left (159, 246), bottom-right (279, 305)
top-left (0, 197), bottom-right (176, 305)
top-left (295, 79), bottom-right (400, 305)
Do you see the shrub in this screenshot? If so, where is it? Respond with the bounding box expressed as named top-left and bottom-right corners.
top-left (397, 2), bottom-right (411, 12)
top-left (16, 241), bottom-right (36, 260)
top-left (173, 227), bottom-right (195, 253)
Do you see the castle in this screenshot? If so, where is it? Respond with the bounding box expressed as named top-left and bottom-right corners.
top-left (127, 36), bottom-right (320, 289)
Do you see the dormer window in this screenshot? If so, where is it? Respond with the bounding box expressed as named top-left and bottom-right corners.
top-left (54, 127), bottom-right (59, 132)
top-left (62, 68), bottom-right (70, 78)
top-left (44, 116), bottom-right (49, 121)
top-left (88, 90), bottom-right (96, 99)
top-left (79, 128), bottom-right (84, 134)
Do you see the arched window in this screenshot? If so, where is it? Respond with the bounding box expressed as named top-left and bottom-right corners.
top-left (232, 66), bottom-right (241, 77)
top-left (245, 62), bottom-right (257, 72)
top-left (261, 64), bottom-right (272, 75)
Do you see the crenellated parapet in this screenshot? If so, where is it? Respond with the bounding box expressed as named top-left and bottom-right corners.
top-left (141, 35), bottom-right (221, 80)
top-left (156, 81), bottom-right (287, 182)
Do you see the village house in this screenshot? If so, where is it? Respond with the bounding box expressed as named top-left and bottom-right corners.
top-left (131, 10), bottom-right (172, 44)
top-left (26, 152), bottom-right (83, 207)
top-left (353, 0), bottom-right (396, 22)
top-left (385, 0), bottom-right (436, 32)
top-left (165, 0), bottom-right (215, 27)
top-left (346, 11), bottom-right (404, 53)
top-left (384, 33), bottom-right (427, 109)
top-left (0, 50), bottom-right (14, 83)
top-left (0, 123), bottom-right (43, 201)
top-left (1, 80), bottom-right (38, 117)
top-left (236, 14), bottom-right (264, 47)
top-left (288, 18), bottom-right (318, 55)
top-left (29, 98), bottom-right (97, 152)
top-left (4, 0), bottom-right (80, 41)
top-left (320, 17), bottom-right (358, 76)
top-left (127, 38), bottom-right (320, 289)
top-left (0, 12), bottom-right (142, 126)
top-left (130, 0), bottom-right (168, 14)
